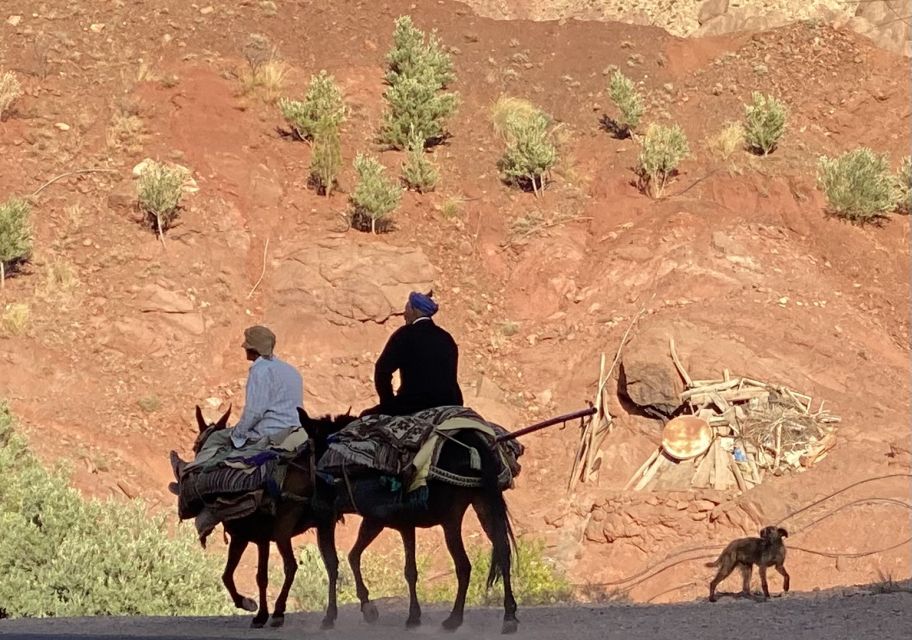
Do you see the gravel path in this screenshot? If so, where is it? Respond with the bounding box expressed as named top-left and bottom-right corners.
top-left (2, 589), bottom-right (910, 640)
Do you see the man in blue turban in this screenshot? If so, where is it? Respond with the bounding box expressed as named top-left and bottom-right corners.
top-left (361, 291), bottom-right (463, 417)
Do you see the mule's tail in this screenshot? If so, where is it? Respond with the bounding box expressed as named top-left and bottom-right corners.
top-left (705, 559), bottom-right (720, 568)
top-left (472, 434), bottom-right (516, 589)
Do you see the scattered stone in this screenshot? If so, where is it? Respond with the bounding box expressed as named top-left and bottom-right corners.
top-left (200, 6), bottom-right (215, 15)
top-left (54, 122), bottom-right (71, 131)
top-left (7, 15), bottom-right (22, 26)
top-left (89, 23), bottom-right (105, 33)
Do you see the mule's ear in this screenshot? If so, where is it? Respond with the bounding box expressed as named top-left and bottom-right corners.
top-left (345, 405), bottom-right (352, 417)
top-left (778, 527), bottom-right (788, 538)
top-left (297, 406), bottom-right (310, 423)
top-left (216, 405), bottom-right (232, 430)
top-left (195, 405), bottom-right (207, 433)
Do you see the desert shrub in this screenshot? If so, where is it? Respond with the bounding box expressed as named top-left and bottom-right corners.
top-left (401, 129), bottom-right (439, 193)
top-left (386, 15), bottom-right (455, 89)
top-left (743, 92), bottom-right (787, 156)
top-left (239, 34), bottom-right (286, 103)
top-left (493, 98), bottom-right (557, 195)
top-left (0, 197), bottom-right (32, 285)
top-left (0, 71), bottom-right (22, 121)
top-left (380, 66), bottom-right (458, 149)
top-left (706, 121), bottom-right (745, 161)
top-left (279, 70), bottom-right (347, 141)
top-left (636, 123), bottom-right (690, 198)
top-left (1, 303), bottom-right (29, 336)
top-left (289, 537), bottom-right (570, 612)
top-left (817, 148), bottom-right (900, 223)
top-left (137, 161), bottom-right (185, 238)
top-left (350, 154), bottom-right (402, 233)
top-left (0, 403), bottom-right (230, 618)
top-left (491, 96), bottom-right (542, 141)
top-left (897, 156), bottom-right (911, 215)
top-left (606, 70), bottom-right (643, 137)
top-left (380, 16), bottom-right (457, 149)
top-left (309, 123), bottom-right (343, 197)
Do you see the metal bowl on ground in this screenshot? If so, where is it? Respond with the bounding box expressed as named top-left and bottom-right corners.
top-left (661, 415), bottom-right (713, 460)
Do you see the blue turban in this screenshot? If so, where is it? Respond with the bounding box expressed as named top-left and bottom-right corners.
top-left (409, 291), bottom-right (439, 316)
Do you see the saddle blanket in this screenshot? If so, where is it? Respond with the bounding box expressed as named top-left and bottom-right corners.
top-left (175, 427), bottom-right (311, 529)
top-left (317, 406), bottom-right (524, 492)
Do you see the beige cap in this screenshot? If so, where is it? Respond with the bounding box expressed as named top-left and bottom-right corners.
top-left (241, 325), bottom-right (276, 357)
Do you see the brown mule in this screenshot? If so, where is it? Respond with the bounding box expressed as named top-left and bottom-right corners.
top-left (171, 406), bottom-right (342, 630)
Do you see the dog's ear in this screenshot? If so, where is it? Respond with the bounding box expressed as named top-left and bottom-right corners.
top-left (777, 527), bottom-right (788, 538)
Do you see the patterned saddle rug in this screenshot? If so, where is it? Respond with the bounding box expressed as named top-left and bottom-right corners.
top-left (173, 428), bottom-right (312, 542)
top-left (317, 405), bottom-right (524, 493)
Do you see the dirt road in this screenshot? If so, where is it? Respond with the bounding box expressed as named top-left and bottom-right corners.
top-left (2, 588), bottom-right (910, 640)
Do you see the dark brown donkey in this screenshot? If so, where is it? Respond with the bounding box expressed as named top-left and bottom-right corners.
top-left (177, 406), bottom-right (342, 629)
top-left (299, 409), bottom-right (519, 635)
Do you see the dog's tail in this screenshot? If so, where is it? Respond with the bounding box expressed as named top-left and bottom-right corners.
top-left (704, 559), bottom-right (720, 568)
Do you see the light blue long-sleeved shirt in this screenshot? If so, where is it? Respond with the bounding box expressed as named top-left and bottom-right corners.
top-left (231, 356), bottom-right (304, 448)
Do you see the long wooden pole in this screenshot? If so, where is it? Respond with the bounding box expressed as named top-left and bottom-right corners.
top-left (495, 406), bottom-right (597, 443)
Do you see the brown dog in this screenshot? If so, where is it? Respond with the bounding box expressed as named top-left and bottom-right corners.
top-left (706, 526), bottom-right (790, 602)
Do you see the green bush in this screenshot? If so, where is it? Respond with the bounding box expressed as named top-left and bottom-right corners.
top-left (380, 16), bottom-right (457, 150)
top-left (743, 92), bottom-right (787, 156)
top-left (380, 66), bottom-right (458, 150)
top-left (897, 156), bottom-right (911, 215)
top-left (817, 148), bottom-right (900, 223)
top-left (137, 161), bottom-right (185, 238)
top-left (0, 403), bottom-right (230, 618)
top-left (494, 100), bottom-right (557, 196)
top-left (350, 154), bottom-right (402, 233)
top-left (0, 197), bottom-right (32, 285)
top-left (401, 130), bottom-right (439, 193)
top-left (309, 122), bottom-right (343, 197)
top-left (289, 537), bottom-right (571, 612)
top-left (386, 15), bottom-right (455, 90)
top-left (606, 70), bottom-right (643, 137)
top-left (279, 70), bottom-right (347, 141)
top-left (636, 123), bottom-right (689, 198)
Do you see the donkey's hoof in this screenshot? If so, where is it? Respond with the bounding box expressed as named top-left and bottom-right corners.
top-left (502, 619), bottom-right (519, 635)
top-left (250, 617), bottom-right (268, 629)
top-left (269, 614), bottom-right (285, 628)
top-left (441, 615), bottom-right (463, 632)
top-left (405, 614), bottom-right (422, 629)
top-left (362, 602), bottom-right (379, 624)
top-left (320, 617), bottom-right (336, 630)
top-left (239, 597), bottom-right (258, 612)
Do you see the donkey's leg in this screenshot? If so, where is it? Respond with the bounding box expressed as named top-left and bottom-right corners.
top-left (473, 499), bottom-right (518, 634)
top-left (222, 535), bottom-right (257, 612)
top-left (316, 522), bottom-right (341, 629)
top-left (251, 541), bottom-right (271, 628)
top-left (349, 519), bottom-right (384, 624)
top-left (401, 526), bottom-right (422, 628)
top-left (441, 509), bottom-right (471, 632)
top-left (269, 536), bottom-right (297, 628)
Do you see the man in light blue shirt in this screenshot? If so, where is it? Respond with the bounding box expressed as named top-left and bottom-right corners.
top-left (230, 325), bottom-right (304, 447)
top-left (169, 325), bottom-right (303, 482)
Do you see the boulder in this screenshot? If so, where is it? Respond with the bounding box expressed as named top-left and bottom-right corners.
top-left (270, 235), bottom-right (435, 325)
top-left (849, 2), bottom-right (911, 57)
top-left (698, 0), bottom-right (729, 26)
top-left (694, 7), bottom-right (790, 37)
top-left (619, 328), bottom-right (684, 418)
